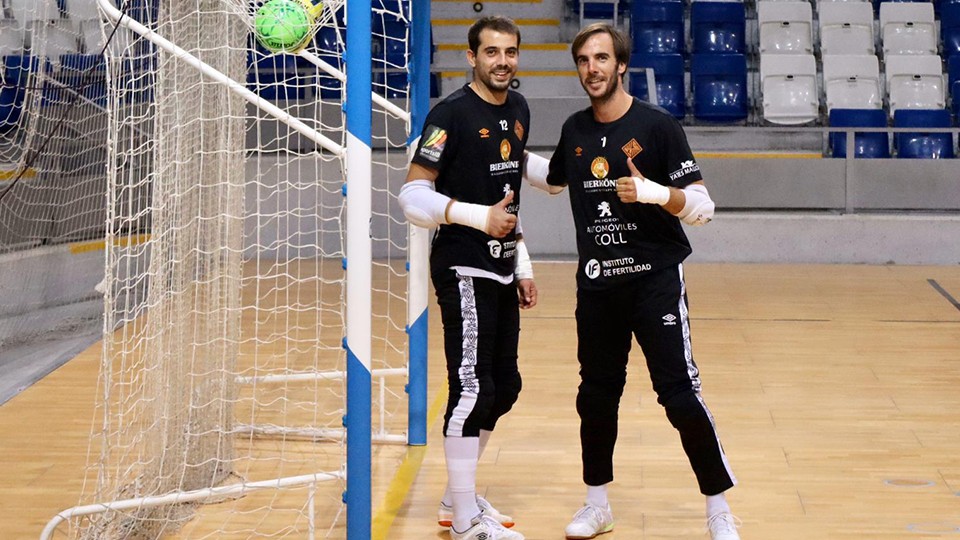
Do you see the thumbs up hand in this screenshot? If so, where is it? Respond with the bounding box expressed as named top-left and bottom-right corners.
top-left (616, 158), bottom-right (670, 205)
top-left (485, 190), bottom-right (517, 238)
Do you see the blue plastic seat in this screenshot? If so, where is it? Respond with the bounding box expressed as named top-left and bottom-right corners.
top-left (894, 108), bottom-right (955, 158)
top-left (943, 2), bottom-right (960, 59)
top-left (829, 108), bottom-right (890, 158)
top-left (631, 1), bottom-right (685, 54)
top-left (691, 1), bottom-right (746, 55)
top-left (628, 53), bottom-right (685, 118)
top-left (58, 53), bottom-right (106, 106)
top-left (949, 55), bottom-right (960, 119)
top-left (569, 0), bottom-right (632, 21)
top-left (691, 53), bottom-right (747, 123)
top-left (1, 55), bottom-right (45, 129)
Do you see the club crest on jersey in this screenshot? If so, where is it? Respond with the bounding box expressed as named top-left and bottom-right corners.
top-left (622, 138), bottom-right (642, 158)
top-left (514, 119), bottom-right (524, 141)
top-left (419, 125), bottom-right (446, 163)
top-left (500, 139), bottom-right (511, 161)
top-left (488, 240), bottom-right (502, 258)
top-left (479, 127), bottom-right (490, 139)
top-left (590, 157), bottom-right (609, 179)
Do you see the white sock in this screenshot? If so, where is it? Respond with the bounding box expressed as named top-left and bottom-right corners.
top-left (706, 492), bottom-right (731, 518)
top-left (585, 483), bottom-right (609, 508)
top-left (445, 436), bottom-right (481, 532)
top-left (442, 430), bottom-right (492, 507)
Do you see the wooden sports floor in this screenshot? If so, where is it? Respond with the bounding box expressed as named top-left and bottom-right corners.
top-left (3, 263), bottom-right (960, 539)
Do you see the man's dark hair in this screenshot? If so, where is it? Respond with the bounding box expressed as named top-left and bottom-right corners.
top-left (467, 16), bottom-right (522, 54)
top-left (570, 22), bottom-right (631, 67)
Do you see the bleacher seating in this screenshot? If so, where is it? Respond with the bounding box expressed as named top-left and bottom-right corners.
top-left (894, 108), bottom-right (955, 158)
top-left (829, 108), bottom-right (891, 158)
top-left (758, 1), bottom-right (814, 54)
top-left (691, 53), bottom-right (749, 122)
top-left (818, 1), bottom-right (875, 55)
top-left (760, 53), bottom-right (819, 124)
top-left (10, 0), bottom-right (60, 22)
top-left (823, 54), bottom-right (882, 111)
top-left (628, 53), bottom-right (685, 118)
top-left (691, 1), bottom-right (746, 55)
top-left (879, 2), bottom-right (937, 56)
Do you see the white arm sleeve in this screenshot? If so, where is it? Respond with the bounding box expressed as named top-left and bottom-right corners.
top-left (514, 239), bottom-right (534, 280)
top-left (524, 152), bottom-right (564, 194)
top-left (677, 183), bottom-right (715, 226)
top-left (399, 179), bottom-right (491, 232)
top-left (398, 179), bottom-right (450, 228)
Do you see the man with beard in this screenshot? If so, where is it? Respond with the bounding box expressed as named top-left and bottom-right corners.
top-left (398, 15), bottom-right (534, 540)
top-left (520, 23), bottom-right (741, 540)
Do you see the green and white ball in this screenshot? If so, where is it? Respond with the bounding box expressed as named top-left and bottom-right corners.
top-left (254, 0), bottom-right (317, 53)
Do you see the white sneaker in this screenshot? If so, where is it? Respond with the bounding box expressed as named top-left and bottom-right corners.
top-left (707, 511), bottom-right (742, 540)
top-left (438, 496), bottom-right (515, 528)
top-left (564, 503), bottom-right (614, 539)
top-left (450, 514), bottom-right (525, 540)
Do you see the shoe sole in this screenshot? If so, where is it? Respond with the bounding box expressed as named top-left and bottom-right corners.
top-left (565, 524), bottom-right (614, 540)
top-left (438, 519), bottom-right (516, 529)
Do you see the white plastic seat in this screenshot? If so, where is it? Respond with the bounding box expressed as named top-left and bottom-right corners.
top-left (64, 0), bottom-right (100, 22)
top-left (0, 22), bottom-right (26, 57)
top-left (10, 0), bottom-right (60, 22)
top-left (819, 2), bottom-right (875, 55)
top-left (760, 53), bottom-right (819, 124)
top-left (885, 54), bottom-right (945, 116)
top-left (27, 22), bottom-right (80, 63)
top-left (823, 54), bottom-right (882, 110)
top-left (80, 19), bottom-right (105, 54)
top-left (758, 1), bottom-right (814, 54)
top-left (879, 2), bottom-right (937, 56)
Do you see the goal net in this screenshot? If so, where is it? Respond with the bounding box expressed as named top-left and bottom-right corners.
top-left (0, 0), bottom-right (112, 353)
top-left (30, 0), bottom-right (428, 538)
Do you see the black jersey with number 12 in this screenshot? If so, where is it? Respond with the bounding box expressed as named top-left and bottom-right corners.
top-left (412, 85), bottom-right (530, 278)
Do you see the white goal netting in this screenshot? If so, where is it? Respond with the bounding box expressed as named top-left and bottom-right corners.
top-left (19, 0), bottom-right (420, 538)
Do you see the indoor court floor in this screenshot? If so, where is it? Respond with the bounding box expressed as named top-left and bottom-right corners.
top-left (2, 263), bottom-right (959, 539)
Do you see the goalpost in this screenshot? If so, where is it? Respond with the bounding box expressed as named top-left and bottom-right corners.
top-left (36, 0), bottom-right (431, 537)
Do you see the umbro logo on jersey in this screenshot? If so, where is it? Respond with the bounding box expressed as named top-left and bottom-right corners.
top-left (514, 119), bottom-right (524, 141)
top-left (479, 128), bottom-right (490, 139)
top-left (662, 313), bottom-right (677, 325)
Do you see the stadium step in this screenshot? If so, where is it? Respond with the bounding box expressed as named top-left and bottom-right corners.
top-left (430, 0), bottom-right (562, 22)
top-left (431, 16), bottom-right (564, 43)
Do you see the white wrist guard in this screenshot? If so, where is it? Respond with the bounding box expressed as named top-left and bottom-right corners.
top-left (447, 201), bottom-right (490, 233)
top-left (677, 183), bottom-right (715, 226)
top-left (514, 239), bottom-right (534, 280)
top-left (631, 176), bottom-right (671, 205)
top-left (399, 179), bottom-right (451, 228)
top-left (524, 152), bottom-right (564, 194)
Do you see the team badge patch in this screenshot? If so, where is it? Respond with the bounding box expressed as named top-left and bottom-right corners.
top-left (622, 138), bottom-right (643, 158)
top-left (500, 139), bottom-right (511, 161)
top-left (479, 127), bottom-right (490, 139)
top-left (418, 125), bottom-right (447, 163)
top-left (514, 119), bottom-right (524, 141)
top-left (590, 156), bottom-right (609, 179)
